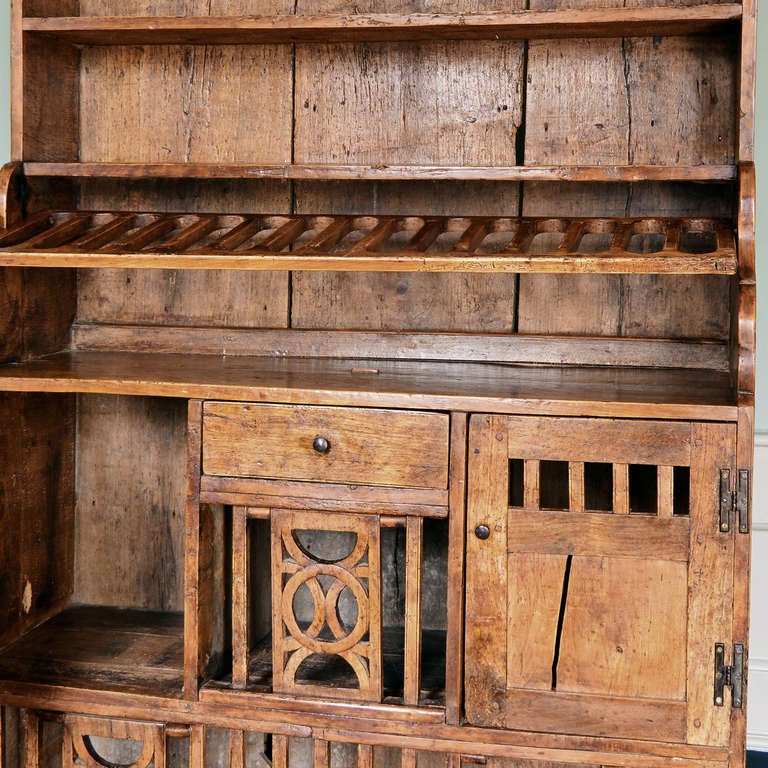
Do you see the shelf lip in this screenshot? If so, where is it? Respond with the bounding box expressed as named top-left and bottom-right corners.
top-left (22, 161), bottom-right (739, 183)
top-left (0, 351), bottom-right (738, 421)
top-left (0, 211), bottom-right (738, 274)
top-left (0, 249), bottom-right (738, 274)
top-left (21, 4), bottom-right (742, 43)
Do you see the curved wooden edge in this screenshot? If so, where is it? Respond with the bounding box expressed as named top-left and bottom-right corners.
top-left (736, 163), bottom-right (756, 396)
top-left (0, 162), bottom-right (24, 230)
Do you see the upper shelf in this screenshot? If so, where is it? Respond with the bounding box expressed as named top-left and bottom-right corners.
top-left (0, 211), bottom-right (737, 273)
top-left (21, 3), bottom-right (741, 44)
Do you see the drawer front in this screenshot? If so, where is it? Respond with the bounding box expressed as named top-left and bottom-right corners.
top-left (202, 402), bottom-right (449, 489)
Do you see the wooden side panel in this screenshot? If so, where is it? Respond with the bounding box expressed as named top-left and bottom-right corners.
top-left (685, 421), bottom-right (736, 746)
top-left (0, 393), bottom-right (75, 643)
top-left (74, 395), bottom-right (186, 611)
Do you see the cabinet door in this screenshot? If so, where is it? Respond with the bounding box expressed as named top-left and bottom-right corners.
top-left (465, 414), bottom-right (736, 746)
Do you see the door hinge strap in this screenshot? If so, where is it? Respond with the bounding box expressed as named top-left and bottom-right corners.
top-left (718, 468), bottom-right (750, 534)
top-left (714, 642), bottom-right (744, 708)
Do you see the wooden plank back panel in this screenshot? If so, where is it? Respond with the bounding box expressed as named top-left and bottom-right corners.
top-left (521, 27), bottom-right (736, 341)
top-left (292, 32), bottom-right (523, 335)
top-left (79, 45), bottom-right (292, 165)
top-left (74, 394), bottom-right (186, 611)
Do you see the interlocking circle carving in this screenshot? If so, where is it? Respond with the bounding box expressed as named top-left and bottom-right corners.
top-left (282, 563), bottom-right (369, 655)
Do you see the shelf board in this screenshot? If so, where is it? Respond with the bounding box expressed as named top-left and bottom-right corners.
top-left (22, 161), bottom-right (738, 183)
top-left (0, 605), bottom-right (184, 698)
top-left (0, 211), bottom-right (738, 274)
top-left (22, 4), bottom-right (741, 44)
top-left (0, 351), bottom-right (737, 420)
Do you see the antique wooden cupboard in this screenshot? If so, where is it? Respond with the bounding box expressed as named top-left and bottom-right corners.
top-left (0, 1), bottom-right (756, 768)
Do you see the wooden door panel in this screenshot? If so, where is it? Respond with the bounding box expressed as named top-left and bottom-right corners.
top-left (465, 414), bottom-right (736, 746)
top-left (556, 556), bottom-right (688, 700)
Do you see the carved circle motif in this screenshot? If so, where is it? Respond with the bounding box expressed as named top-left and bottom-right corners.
top-left (282, 562), bottom-right (369, 655)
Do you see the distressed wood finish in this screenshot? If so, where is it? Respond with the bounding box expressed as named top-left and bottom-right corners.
top-left (465, 414), bottom-right (738, 745)
top-left (202, 402), bottom-right (450, 489)
top-left (0, 0), bottom-right (754, 767)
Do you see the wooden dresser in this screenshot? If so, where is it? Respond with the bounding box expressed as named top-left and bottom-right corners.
top-left (0, 2), bottom-right (755, 768)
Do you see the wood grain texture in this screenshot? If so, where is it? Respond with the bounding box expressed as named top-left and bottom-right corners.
top-left (464, 414), bottom-right (509, 728)
top-left (202, 402), bottom-right (450, 489)
top-left (0, 351), bottom-right (738, 420)
top-left (79, 45), bottom-right (292, 165)
top-left (0, 393), bottom-right (75, 646)
top-left (74, 394), bottom-right (186, 611)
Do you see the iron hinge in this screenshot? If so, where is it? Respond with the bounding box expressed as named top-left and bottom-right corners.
top-left (718, 468), bottom-right (750, 533)
top-left (714, 643), bottom-right (744, 708)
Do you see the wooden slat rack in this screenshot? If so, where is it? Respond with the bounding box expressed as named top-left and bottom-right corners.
top-left (0, 212), bottom-right (737, 273)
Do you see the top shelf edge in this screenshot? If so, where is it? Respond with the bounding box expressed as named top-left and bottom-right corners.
top-left (21, 4), bottom-right (742, 43)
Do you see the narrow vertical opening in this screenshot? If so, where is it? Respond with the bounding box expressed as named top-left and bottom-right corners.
top-left (508, 458), bottom-right (524, 507)
top-left (629, 464), bottom-right (658, 514)
top-left (540, 460), bottom-right (569, 510)
top-left (551, 554), bottom-right (573, 690)
top-left (673, 466), bottom-right (691, 516)
top-left (584, 462), bottom-right (613, 511)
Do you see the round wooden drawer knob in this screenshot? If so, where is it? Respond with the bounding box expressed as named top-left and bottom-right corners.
top-left (312, 436), bottom-right (331, 454)
top-left (474, 524), bottom-right (491, 540)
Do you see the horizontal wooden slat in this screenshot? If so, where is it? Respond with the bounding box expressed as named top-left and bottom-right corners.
top-left (0, 677), bottom-right (731, 768)
top-left (506, 509), bottom-right (690, 561)
top-left (21, 5), bottom-right (740, 44)
top-left (502, 415), bottom-right (694, 465)
top-left (501, 688), bottom-right (686, 743)
top-left (199, 475), bottom-right (448, 515)
top-left (0, 352), bottom-right (737, 420)
top-left (71, 324), bottom-right (730, 370)
top-left (22, 162), bottom-right (738, 184)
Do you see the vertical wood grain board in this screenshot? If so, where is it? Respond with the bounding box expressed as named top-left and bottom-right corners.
top-left (292, 34), bottom-right (523, 335)
top-left (0, 393), bottom-right (75, 643)
top-left (74, 395), bottom-right (187, 612)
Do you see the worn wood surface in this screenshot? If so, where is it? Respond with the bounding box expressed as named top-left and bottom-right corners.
top-left (203, 402), bottom-right (450, 489)
top-left (0, 351), bottom-right (737, 419)
top-left (74, 395), bottom-right (186, 611)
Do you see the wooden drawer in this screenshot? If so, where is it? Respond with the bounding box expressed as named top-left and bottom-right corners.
top-left (202, 402), bottom-right (449, 489)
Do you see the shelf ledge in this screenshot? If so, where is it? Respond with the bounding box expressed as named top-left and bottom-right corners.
top-left (22, 162), bottom-right (739, 183)
top-left (22, 5), bottom-right (741, 43)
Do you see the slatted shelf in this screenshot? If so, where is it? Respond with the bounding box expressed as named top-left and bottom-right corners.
top-left (0, 212), bottom-right (738, 273)
top-left (21, 4), bottom-right (741, 44)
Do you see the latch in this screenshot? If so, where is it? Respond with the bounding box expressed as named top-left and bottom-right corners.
top-left (714, 643), bottom-right (744, 708)
top-left (718, 468), bottom-right (750, 533)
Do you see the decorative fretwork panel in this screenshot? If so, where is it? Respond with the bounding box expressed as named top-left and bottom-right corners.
top-left (271, 510), bottom-right (382, 701)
